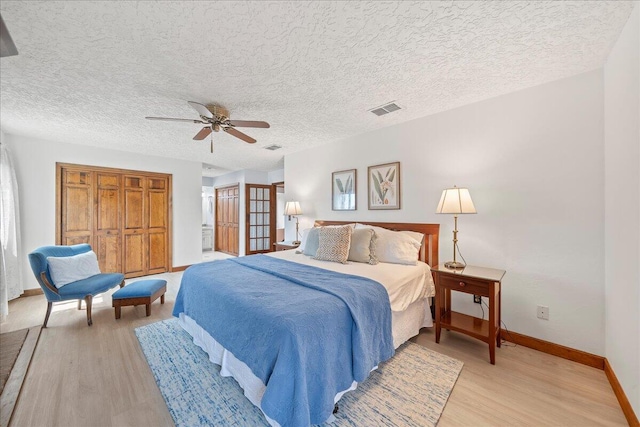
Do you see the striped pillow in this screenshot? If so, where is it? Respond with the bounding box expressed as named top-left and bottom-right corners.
top-left (313, 226), bottom-right (352, 264)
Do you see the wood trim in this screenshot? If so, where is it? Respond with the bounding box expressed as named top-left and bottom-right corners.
top-left (170, 265), bottom-right (191, 272)
top-left (604, 359), bottom-right (639, 426)
top-left (39, 272), bottom-right (59, 295)
top-left (314, 220), bottom-right (439, 267)
top-left (20, 289), bottom-right (44, 297)
top-left (0, 326), bottom-right (42, 427)
top-left (500, 329), bottom-right (604, 369)
top-left (167, 174), bottom-right (173, 275)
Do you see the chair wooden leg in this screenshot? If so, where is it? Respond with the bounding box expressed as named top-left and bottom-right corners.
top-left (85, 295), bottom-right (93, 326)
top-left (43, 302), bottom-right (53, 328)
top-left (78, 299), bottom-right (82, 310)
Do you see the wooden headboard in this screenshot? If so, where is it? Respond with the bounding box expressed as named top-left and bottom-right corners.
top-left (314, 220), bottom-right (439, 267)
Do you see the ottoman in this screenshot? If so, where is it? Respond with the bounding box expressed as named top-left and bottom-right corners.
top-left (112, 279), bottom-right (167, 319)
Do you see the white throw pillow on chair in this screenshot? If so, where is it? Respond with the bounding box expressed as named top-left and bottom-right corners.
top-left (47, 250), bottom-right (102, 288)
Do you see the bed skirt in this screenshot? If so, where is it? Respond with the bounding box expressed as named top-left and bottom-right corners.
top-left (177, 297), bottom-right (432, 426)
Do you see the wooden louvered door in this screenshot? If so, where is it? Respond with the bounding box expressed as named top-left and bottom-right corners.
top-left (215, 184), bottom-right (239, 256)
top-left (60, 169), bottom-right (93, 246)
top-left (245, 184), bottom-right (275, 255)
top-left (123, 174), bottom-right (146, 277)
top-left (94, 172), bottom-right (121, 273)
top-left (57, 163), bottom-right (171, 278)
top-left (147, 176), bottom-right (168, 275)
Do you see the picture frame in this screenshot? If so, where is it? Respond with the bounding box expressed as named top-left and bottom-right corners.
top-left (332, 169), bottom-right (357, 211)
top-left (368, 161), bottom-right (401, 210)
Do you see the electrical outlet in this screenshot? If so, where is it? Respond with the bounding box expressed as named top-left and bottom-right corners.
top-left (473, 295), bottom-right (482, 304)
top-left (537, 305), bottom-right (549, 320)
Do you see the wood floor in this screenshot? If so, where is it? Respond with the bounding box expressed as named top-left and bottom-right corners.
top-left (0, 268), bottom-right (627, 427)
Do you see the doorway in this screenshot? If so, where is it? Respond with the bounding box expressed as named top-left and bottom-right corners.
top-left (273, 182), bottom-right (285, 243)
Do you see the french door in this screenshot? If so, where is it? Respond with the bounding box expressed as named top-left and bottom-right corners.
top-left (245, 184), bottom-right (275, 255)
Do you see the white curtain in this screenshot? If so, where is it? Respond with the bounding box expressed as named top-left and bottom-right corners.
top-left (0, 143), bottom-right (23, 321)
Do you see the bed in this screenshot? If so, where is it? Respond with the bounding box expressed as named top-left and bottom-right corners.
top-left (173, 220), bottom-right (439, 426)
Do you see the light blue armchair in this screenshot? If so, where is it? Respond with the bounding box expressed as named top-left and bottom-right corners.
top-left (28, 244), bottom-right (125, 327)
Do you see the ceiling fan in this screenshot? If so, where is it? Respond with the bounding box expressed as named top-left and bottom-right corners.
top-left (146, 101), bottom-right (270, 152)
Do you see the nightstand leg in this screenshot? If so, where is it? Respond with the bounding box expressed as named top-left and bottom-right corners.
top-left (489, 282), bottom-right (496, 364)
top-left (496, 282), bottom-right (502, 348)
top-left (435, 286), bottom-right (441, 344)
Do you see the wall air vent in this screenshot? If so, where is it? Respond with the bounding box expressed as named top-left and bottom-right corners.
top-left (264, 144), bottom-right (282, 151)
top-left (369, 102), bottom-right (401, 116)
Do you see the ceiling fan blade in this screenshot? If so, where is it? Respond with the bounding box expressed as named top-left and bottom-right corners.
top-left (227, 120), bottom-right (270, 128)
top-left (0, 14), bottom-right (19, 57)
top-left (193, 126), bottom-right (213, 140)
top-left (146, 116), bottom-right (204, 123)
top-left (223, 127), bottom-right (257, 144)
top-left (188, 101), bottom-right (213, 119)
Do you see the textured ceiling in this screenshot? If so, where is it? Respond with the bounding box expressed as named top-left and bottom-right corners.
top-left (0, 1), bottom-right (634, 176)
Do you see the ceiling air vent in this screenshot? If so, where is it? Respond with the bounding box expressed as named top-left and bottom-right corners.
top-left (264, 144), bottom-right (282, 151)
top-left (369, 102), bottom-right (401, 116)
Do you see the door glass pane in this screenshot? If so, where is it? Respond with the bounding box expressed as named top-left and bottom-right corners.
top-left (250, 213), bottom-right (256, 225)
top-left (257, 201), bottom-right (263, 212)
top-left (263, 214), bottom-right (269, 225)
top-left (263, 226), bottom-right (270, 237)
top-left (264, 203), bottom-right (270, 213)
top-left (257, 188), bottom-right (263, 199)
top-left (250, 239), bottom-right (257, 251)
top-left (262, 238), bottom-right (270, 250)
top-left (257, 226), bottom-right (263, 237)
top-left (250, 226), bottom-right (256, 238)
top-left (250, 188), bottom-right (256, 199)
top-left (257, 214), bottom-right (263, 225)
top-left (257, 239), bottom-right (264, 250)
top-left (250, 201), bottom-right (256, 212)
top-left (263, 191), bottom-right (270, 201)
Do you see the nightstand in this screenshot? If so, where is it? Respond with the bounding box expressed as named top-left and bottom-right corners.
top-left (432, 264), bottom-right (506, 364)
top-left (273, 241), bottom-right (300, 252)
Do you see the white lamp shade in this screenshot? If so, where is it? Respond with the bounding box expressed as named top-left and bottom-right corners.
top-left (284, 201), bottom-right (302, 216)
top-left (436, 187), bottom-right (477, 214)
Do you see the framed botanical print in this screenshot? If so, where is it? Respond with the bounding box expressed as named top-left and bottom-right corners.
top-left (332, 169), bottom-right (356, 211)
top-left (368, 162), bottom-right (400, 210)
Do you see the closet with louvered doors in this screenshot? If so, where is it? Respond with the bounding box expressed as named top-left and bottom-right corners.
top-left (56, 163), bottom-right (172, 279)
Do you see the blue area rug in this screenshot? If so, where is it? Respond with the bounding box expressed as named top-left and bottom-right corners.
top-left (135, 318), bottom-right (463, 426)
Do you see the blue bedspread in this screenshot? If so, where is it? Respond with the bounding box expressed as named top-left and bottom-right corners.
top-left (172, 254), bottom-right (394, 427)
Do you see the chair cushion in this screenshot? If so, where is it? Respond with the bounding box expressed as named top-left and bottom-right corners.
top-left (58, 273), bottom-right (125, 299)
top-left (47, 250), bottom-right (102, 288)
top-left (112, 280), bottom-right (167, 300)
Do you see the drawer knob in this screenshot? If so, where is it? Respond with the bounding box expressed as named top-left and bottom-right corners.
top-left (459, 281), bottom-right (466, 287)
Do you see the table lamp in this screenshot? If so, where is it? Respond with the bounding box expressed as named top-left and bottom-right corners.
top-left (436, 186), bottom-right (476, 269)
top-left (284, 201), bottom-right (302, 244)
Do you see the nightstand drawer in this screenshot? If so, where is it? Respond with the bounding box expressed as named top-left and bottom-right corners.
top-left (437, 274), bottom-right (489, 296)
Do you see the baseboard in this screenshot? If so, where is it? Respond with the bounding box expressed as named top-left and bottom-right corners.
top-left (604, 359), bottom-right (639, 427)
top-left (170, 265), bottom-right (190, 272)
top-left (500, 329), bottom-right (604, 369)
top-left (20, 289), bottom-right (43, 297)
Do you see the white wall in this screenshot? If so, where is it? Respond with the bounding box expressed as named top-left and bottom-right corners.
top-left (286, 70), bottom-right (606, 355)
top-left (6, 134), bottom-right (203, 290)
top-left (604, 5), bottom-right (640, 415)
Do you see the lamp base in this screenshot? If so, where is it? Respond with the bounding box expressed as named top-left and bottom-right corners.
top-left (444, 261), bottom-right (466, 269)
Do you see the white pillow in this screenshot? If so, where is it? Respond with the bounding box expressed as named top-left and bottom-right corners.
top-left (355, 224), bottom-right (421, 265)
top-left (298, 228), bottom-right (312, 251)
top-left (47, 250), bottom-right (102, 288)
